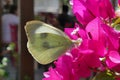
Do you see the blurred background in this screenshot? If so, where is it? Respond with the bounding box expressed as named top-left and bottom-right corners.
top-left (0, 0), bottom-right (119, 80)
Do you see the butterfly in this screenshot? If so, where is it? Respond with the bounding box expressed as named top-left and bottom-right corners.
top-left (25, 20), bottom-right (74, 65)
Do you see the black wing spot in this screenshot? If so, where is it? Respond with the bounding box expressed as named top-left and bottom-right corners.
top-left (40, 33), bottom-right (48, 39)
top-left (42, 42), bottom-right (50, 49)
top-left (42, 41), bottom-right (57, 49)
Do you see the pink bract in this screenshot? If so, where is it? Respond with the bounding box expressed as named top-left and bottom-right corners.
top-left (72, 0), bottom-right (115, 26)
top-left (118, 0), bottom-right (120, 6)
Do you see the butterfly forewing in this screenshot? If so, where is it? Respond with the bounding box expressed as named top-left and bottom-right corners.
top-left (25, 20), bottom-right (73, 64)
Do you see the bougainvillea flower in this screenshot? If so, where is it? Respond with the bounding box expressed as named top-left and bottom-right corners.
top-left (108, 51), bottom-right (120, 64)
top-left (71, 48), bottom-right (92, 78)
top-left (98, 0), bottom-right (115, 19)
top-left (54, 54), bottom-right (76, 80)
top-left (72, 0), bottom-right (95, 25)
top-left (43, 68), bottom-right (62, 80)
top-left (43, 53), bottom-right (79, 80)
top-left (106, 51), bottom-right (120, 68)
top-left (102, 23), bottom-right (119, 50)
top-left (88, 17), bottom-right (119, 53)
top-left (106, 51), bottom-right (120, 73)
top-left (65, 23), bottom-right (87, 40)
top-left (85, 17), bottom-right (108, 57)
top-left (72, 0), bottom-right (115, 26)
top-left (43, 48), bottom-right (98, 80)
top-left (118, 0), bottom-right (120, 6)
top-left (116, 78), bottom-right (120, 80)
top-left (64, 27), bottom-right (78, 40)
top-left (113, 64), bottom-right (120, 73)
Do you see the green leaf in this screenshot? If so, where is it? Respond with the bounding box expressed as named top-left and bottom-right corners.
top-left (114, 24), bottom-right (120, 30)
top-left (92, 71), bottom-right (115, 80)
top-left (7, 42), bottom-right (15, 51)
top-left (0, 69), bottom-right (6, 77)
top-left (112, 18), bottom-right (120, 27)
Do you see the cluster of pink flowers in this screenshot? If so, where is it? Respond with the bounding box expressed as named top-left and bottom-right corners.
top-left (43, 0), bottom-right (120, 80)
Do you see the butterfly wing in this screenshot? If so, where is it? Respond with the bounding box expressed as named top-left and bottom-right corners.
top-left (25, 21), bottom-right (73, 64)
